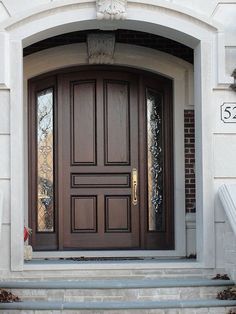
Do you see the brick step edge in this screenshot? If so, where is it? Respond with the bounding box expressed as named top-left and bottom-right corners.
top-left (0, 278), bottom-right (234, 289)
top-left (1, 299), bottom-right (236, 310)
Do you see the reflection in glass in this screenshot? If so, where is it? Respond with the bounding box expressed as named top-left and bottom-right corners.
top-left (37, 88), bottom-right (54, 232)
top-left (147, 89), bottom-right (164, 231)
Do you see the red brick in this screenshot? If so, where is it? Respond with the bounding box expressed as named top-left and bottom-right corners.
top-left (184, 110), bottom-right (195, 213)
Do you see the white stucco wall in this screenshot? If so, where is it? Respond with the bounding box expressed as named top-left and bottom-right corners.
top-left (212, 88), bottom-right (236, 271)
top-left (0, 0), bottom-right (235, 274)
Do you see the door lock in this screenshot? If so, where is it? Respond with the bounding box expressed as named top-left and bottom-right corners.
top-left (132, 168), bottom-right (138, 205)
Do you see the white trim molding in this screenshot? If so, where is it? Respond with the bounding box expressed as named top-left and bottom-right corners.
top-left (186, 213), bottom-right (196, 257)
top-left (219, 184), bottom-right (236, 236)
top-left (186, 213), bottom-right (196, 230)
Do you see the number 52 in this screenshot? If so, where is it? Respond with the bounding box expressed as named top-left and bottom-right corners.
top-left (221, 104), bottom-right (236, 122)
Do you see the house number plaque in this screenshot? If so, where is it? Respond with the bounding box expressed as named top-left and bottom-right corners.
top-left (221, 103), bottom-right (236, 123)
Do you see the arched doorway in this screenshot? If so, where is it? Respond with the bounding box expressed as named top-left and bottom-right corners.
top-left (28, 66), bottom-right (174, 251)
top-left (5, 0), bottom-right (218, 270)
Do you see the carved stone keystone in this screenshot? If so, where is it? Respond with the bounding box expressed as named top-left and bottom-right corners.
top-left (87, 33), bottom-right (115, 64)
top-left (96, 0), bottom-right (127, 20)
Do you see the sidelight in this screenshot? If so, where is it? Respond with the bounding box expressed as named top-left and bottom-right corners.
top-left (36, 88), bottom-right (54, 232)
top-left (147, 89), bottom-right (164, 232)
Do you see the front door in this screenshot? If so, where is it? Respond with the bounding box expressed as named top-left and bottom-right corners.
top-left (58, 70), bottom-right (139, 249)
top-left (29, 67), bottom-right (174, 251)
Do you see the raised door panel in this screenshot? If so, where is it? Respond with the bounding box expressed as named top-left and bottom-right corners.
top-left (104, 81), bottom-right (130, 165)
top-left (71, 173), bottom-right (130, 188)
top-left (105, 196), bottom-right (131, 232)
top-left (71, 81), bottom-right (96, 165)
top-left (72, 196), bottom-right (97, 232)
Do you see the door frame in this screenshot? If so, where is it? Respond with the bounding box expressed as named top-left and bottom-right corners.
top-left (24, 44), bottom-right (189, 259)
top-left (28, 65), bottom-right (174, 252)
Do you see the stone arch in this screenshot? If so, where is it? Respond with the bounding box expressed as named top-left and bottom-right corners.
top-left (4, 1), bottom-right (217, 270)
top-left (24, 43), bottom-right (194, 259)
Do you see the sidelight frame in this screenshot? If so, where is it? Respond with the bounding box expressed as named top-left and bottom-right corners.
top-left (19, 42), bottom-right (195, 264)
top-left (28, 66), bottom-right (174, 251)
top-left (28, 76), bottom-right (58, 250)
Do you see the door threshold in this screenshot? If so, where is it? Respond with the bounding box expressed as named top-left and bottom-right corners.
top-left (32, 250), bottom-right (186, 259)
top-left (24, 258), bottom-right (203, 271)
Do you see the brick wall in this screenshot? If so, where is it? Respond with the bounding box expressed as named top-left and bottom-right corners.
top-left (184, 110), bottom-right (196, 213)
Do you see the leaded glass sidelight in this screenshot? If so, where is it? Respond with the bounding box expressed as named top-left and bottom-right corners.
top-left (147, 89), bottom-right (164, 232)
top-left (36, 88), bottom-right (54, 232)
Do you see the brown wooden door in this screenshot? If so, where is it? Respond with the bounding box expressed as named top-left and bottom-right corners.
top-left (29, 67), bottom-right (174, 251)
top-left (58, 71), bottom-right (140, 249)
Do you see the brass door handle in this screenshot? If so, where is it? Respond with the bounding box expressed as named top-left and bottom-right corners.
top-left (132, 168), bottom-right (138, 205)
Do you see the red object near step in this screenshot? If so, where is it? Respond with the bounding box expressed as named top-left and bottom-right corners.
top-left (24, 227), bottom-right (30, 242)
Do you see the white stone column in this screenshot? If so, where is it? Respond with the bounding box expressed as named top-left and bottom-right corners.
top-left (10, 39), bottom-right (24, 271)
top-left (194, 40), bottom-right (215, 267)
top-left (0, 32), bottom-right (11, 271)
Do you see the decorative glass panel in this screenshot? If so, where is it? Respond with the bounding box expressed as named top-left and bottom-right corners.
top-left (37, 88), bottom-right (54, 232)
top-left (147, 89), bottom-right (164, 231)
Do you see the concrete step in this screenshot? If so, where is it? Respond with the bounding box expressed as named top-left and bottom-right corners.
top-left (3, 261), bottom-right (226, 281)
top-left (0, 299), bottom-right (236, 313)
top-left (1, 278), bottom-right (235, 313)
top-left (0, 278), bottom-right (234, 302)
